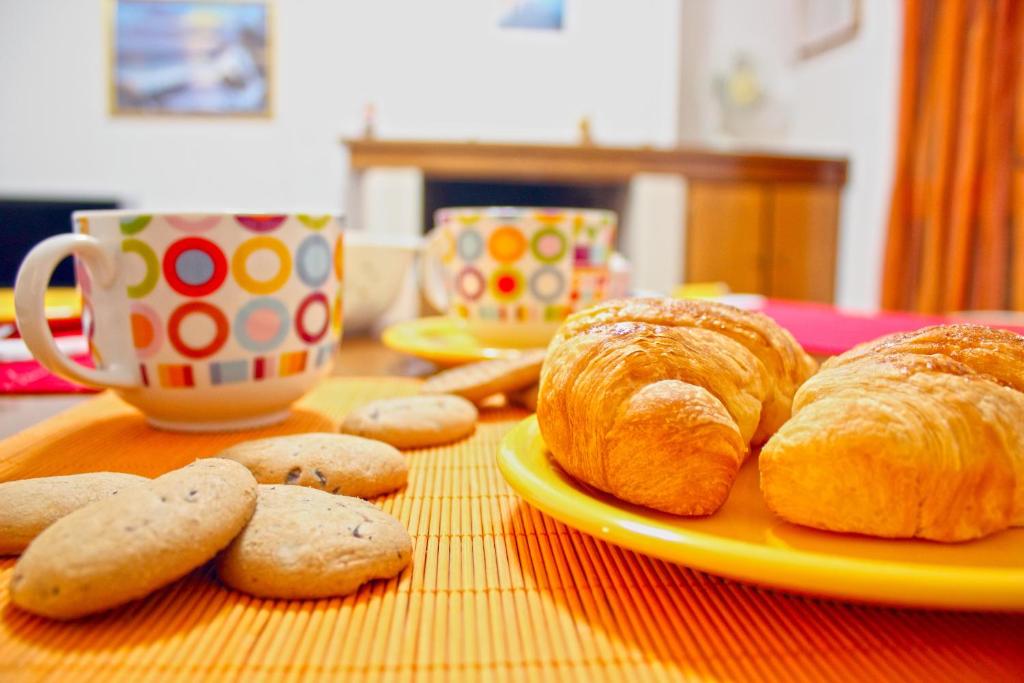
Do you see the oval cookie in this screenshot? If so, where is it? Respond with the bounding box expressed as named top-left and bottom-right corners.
top-left (420, 350), bottom-right (546, 403)
top-left (10, 458), bottom-right (257, 620)
top-left (217, 433), bottom-right (408, 498)
top-left (340, 395), bottom-right (478, 448)
top-left (0, 473), bottom-right (148, 555)
top-left (217, 485), bottom-right (412, 599)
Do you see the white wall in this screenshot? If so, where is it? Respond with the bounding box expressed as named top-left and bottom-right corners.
top-left (0, 0), bottom-right (681, 211)
top-left (679, 0), bottom-right (902, 310)
top-left (791, 1), bottom-right (901, 311)
top-left (1, 0), bottom-right (899, 309)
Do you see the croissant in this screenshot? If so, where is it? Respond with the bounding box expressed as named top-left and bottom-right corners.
top-left (537, 298), bottom-right (817, 515)
top-left (760, 324), bottom-right (1024, 542)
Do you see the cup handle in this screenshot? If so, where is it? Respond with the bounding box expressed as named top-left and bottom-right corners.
top-left (419, 227), bottom-right (450, 313)
top-left (15, 234), bottom-right (138, 389)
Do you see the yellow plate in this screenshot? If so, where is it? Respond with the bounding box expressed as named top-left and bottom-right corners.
top-left (497, 415), bottom-right (1024, 611)
top-left (382, 316), bottom-right (533, 366)
top-left (0, 287), bottom-right (81, 321)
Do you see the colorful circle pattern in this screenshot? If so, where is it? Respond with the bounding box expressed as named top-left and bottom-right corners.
top-left (119, 215), bottom-right (152, 235)
top-left (234, 298), bottom-right (290, 352)
top-left (236, 214), bottom-right (287, 232)
top-left (119, 219), bottom-right (344, 365)
top-left (166, 215), bottom-right (221, 233)
top-left (489, 267), bottom-right (524, 302)
top-left (130, 303), bottom-right (163, 359)
top-left (121, 239), bottom-right (159, 299)
top-left (529, 266), bottom-right (566, 303)
top-left (168, 301), bottom-right (229, 359)
top-left (531, 227), bottom-right (567, 263)
top-left (296, 234), bottom-right (332, 288)
top-left (232, 236), bottom-right (293, 295)
top-left (488, 226), bottom-right (527, 263)
top-left (456, 266), bottom-right (485, 301)
top-left (435, 211), bottom-right (615, 316)
top-left (334, 235), bottom-right (345, 281)
top-left (457, 230), bottom-right (484, 261)
top-left (163, 237), bottom-right (228, 297)
top-left (295, 292), bottom-right (330, 343)
top-left (331, 292), bottom-right (343, 335)
top-left (298, 214), bottom-right (332, 230)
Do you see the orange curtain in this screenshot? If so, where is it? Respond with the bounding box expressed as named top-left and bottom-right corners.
top-left (881, 0), bottom-right (1024, 313)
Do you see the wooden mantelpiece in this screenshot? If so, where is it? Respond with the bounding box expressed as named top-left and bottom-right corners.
top-left (344, 138), bottom-right (848, 185)
top-left (342, 138), bottom-right (849, 303)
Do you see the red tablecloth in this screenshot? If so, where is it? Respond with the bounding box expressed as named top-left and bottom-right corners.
top-left (0, 318), bottom-right (98, 394)
top-left (756, 299), bottom-right (1024, 356)
top-left (0, 354), bottom-right (98, 394)
top-left (3, 302), bottom-right (1024, 394)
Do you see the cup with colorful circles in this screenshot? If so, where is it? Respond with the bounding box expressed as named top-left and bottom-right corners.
top-left (422, 207), bottom-right (618, 348)
top-left (14, 211), bottom-right (343, 431)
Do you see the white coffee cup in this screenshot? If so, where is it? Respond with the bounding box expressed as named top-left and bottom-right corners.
top-left (15, 211), bottom-right (343, 431)
top-left (422, 207), bottom-right (618, 348)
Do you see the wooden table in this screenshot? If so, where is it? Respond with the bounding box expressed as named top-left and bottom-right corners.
top-left (0, 337), bottom-right (431, 440)
top-left (2, 336), bottom-right (1023, 681)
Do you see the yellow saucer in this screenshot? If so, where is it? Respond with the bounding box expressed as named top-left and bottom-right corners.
top-left (497, 416), bottom-right (1024, 611)
top-left (382, 316), bottom-right (536, 366)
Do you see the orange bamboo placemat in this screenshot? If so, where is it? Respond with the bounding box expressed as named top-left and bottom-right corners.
top-left (1, 378), bottom-right (1023, 682)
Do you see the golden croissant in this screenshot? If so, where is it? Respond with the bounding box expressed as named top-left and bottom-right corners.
top-left (537, 298), bottom-right (816, 515)
top-left (760, 324), bottom-right (1024, 542)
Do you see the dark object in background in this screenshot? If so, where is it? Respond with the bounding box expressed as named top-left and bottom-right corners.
top-left (0, 198), bottom-right (120, 287)
top-left (423, 179), bottom-right (625, 236)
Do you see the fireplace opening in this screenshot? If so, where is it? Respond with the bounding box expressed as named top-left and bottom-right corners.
top-left (423, 179), bottom-right (627, 237)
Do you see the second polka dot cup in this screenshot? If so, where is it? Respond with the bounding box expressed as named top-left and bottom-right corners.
top-left (423, 207), bottom-right (617, 348)
top-left (14, 211), bottom-right (343, 431)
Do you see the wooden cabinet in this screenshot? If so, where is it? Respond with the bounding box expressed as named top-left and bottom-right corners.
top-left (686, 183), bottom-right (766, 293)
top-left (686, 181), bottom-right (840, 302)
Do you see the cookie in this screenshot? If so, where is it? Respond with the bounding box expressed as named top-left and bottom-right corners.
top-left (217, 433), bottom-right (408, 498)
top-left (508, 383), bottom-right (539, 412)
top-left (340, 395), bottom-right (478, 448)
top-left (10, 458), bottom-right (257, 620)
top-left (420, 350), bottom-right (547, 403)
top-left (217, 485), bottom-right (412, 599)
top-left (0, 473), bottom-right (148, 555)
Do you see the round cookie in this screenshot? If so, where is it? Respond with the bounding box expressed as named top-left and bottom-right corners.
top-left (217, 485), bottom-right (412, 599)
top-left (340, 395), bottom-right (478, 448)
top-left (10, 458), bottom-right (257, 620)
top-left (420, 350), bottom-right (546, 403)
top-left (218, 433), bottom-right (408, 498)
top-left (0, 472), bottom-right (148, 555)
top-left (508, 383), bottom-right (539, 412)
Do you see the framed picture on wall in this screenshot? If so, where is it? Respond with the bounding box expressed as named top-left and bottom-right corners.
top-left (497, 0), bottom-right (565, 31)
top-left (108, 0), bottom-right (273, 117)
top-left (797, 0), bottom-right (860, 60)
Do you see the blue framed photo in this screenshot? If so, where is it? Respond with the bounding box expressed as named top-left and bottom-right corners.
top-left (497, 0), bottom-right (565, 31)
top-left (109, 0), bottom-right (272, 116)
